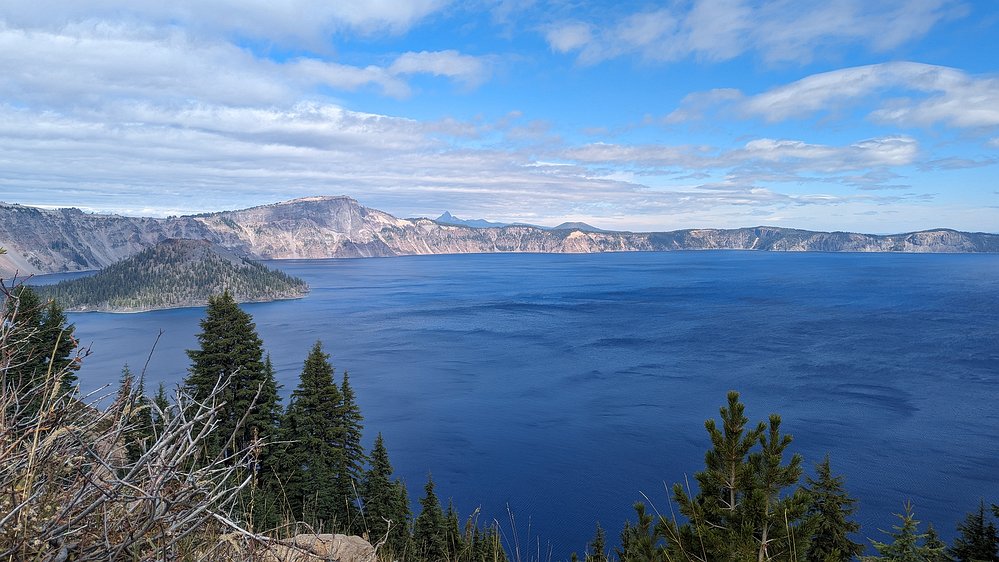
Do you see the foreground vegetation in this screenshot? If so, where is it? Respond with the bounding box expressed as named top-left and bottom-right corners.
top-left (1, 276), bottom-right (996, 561)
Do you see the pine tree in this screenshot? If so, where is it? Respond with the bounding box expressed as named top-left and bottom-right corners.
top-left (617, 503), bottom-right (665, 562)
top-left (38, 299), bottom-right (79, 390)
top-left (248, 354), bottom-right (285, 531)
top-left (361, 433), bottom-right (411, 557)
top-left (479, 523), bottom-right (508, 562)
top-left (184, 291), bottom-right (278, 458)
top-left (445, 500), bottom-right (464, 561)
top-left (949, 501), bottom-right (998, 562)
top-left (5, 285), bottom-right (44, 388)
top-left (334, 370), bottom-right (366, 532)
top-left (115, 366), bottom-right (155, 464)
top-left (587, 523), bottom-right (608, 562)
top-left (862, 502), bottom-right (946, 561)
top-left (4, 286), bottom-right (78, 399)
top-left (803, 455), bottom-right (864, 562)
top-left (280, 341), bottom-right (346, 530)
top-left (253, 355), bottom-right (283, 480)
top-left (924, 525), bottom-right (953, 562)
top-left (414, 475), bottom-right (449, 562)
top-left (669, 390), bottom-right (767, 561)
top-left (257, 354), bottom-right (283, 446)
top-left (746, 413), bottom-right (808, 562)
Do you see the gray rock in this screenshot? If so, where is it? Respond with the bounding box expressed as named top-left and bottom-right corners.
top-left (3, 196), bottom-right (998, 278)
top-left (260, 533), bottom-right (376, 562)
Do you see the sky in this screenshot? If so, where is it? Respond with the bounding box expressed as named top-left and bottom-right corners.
top-left (1, 1), bottom-right (998, 233)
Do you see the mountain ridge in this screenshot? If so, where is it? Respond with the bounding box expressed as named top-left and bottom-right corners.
top-left (2, 196), bottom-right (998, 277)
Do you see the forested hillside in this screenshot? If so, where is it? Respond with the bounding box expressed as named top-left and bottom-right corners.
top-left (33, 238), bottom-right (309, 311)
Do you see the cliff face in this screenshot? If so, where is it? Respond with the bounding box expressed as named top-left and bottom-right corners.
top-left (2, 196), bottom-right (997, 277)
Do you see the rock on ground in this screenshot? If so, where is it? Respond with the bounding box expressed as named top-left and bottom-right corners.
top-left (261, 534), bottom-right (376, 562)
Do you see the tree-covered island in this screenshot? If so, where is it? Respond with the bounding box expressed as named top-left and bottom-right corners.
top-left (32, 238), bottom-right (309, 312)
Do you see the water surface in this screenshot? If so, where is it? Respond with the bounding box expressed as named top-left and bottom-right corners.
top-left (42, 252), bottom-right (999, 556)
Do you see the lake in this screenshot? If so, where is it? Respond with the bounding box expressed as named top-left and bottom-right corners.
top-left (37, 251), bottom-right (999, 556)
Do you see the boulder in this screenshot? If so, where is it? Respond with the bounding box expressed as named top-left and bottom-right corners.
top-left (261, 533), bottom-right (376, 562)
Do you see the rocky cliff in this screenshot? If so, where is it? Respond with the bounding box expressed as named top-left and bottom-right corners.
top-left (2, 196), bottom-right (997, 277)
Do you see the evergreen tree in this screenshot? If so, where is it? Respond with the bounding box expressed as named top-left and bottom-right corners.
top-left (413, 475), bottom-right (449, 562)
top-left (479, 523), bottom-right (508, 562)
top-left (116, 366), bottom-right (155, 464)
top-left (445, 500), bottom-right (464, 561)
top-left (362, 433), bottom-right (411, 557)
top-left (669, 390), bottom-right (767, 561)
top-left (280, 341), bottom-right (346, 530)
top-left (38, 299), bottom-right (79, 390)
top-left (257, 354), bottom-right (283, 445)
top-left (338, 371), bottom-right (366, 480)
top-left (248, 354), bottom-right (285, 531)
top-left (862, 502), bottom-right (946, 561)
top-left (949, 501), bottom-right (998, 562)
top-left (586, 523), bottom-right (608, 562)
top-left (617, 503), bottom-right (665, 562)
top-left (184, 291), bottom-right (278, 458)
top-left (924, 525), bottom-right (953, 562)
top-left (803, 455), bottom-right (864, 562)
top-left (746, 413), bottom-right (808, 562)
top-left (5, 285), bottom-right (43, 387)
top-left (4, 286), bottom-right (78, 398)
top-left (334, 370), bottom-right (366, 532)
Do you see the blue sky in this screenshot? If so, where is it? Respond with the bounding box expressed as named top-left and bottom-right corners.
top-left (1, 1), bottom-right (998, 232)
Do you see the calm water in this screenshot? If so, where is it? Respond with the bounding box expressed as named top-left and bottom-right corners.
top-left (37, 252), bottom-right (999, 556)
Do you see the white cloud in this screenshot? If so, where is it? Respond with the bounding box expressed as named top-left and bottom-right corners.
top-left (543, 0), bottom-right (960, 65)
top-left (670, 62), bottom-right (999, 131)
top-left (737, 136), bottom-right (919, 171)
top-left (560, 136), bottom-right (919, 174)
top-left (0, 2), bottom-right (979, 232)
top-left (683, 0), bottom-right (753, 61)
top-left (0, 24), bottom-right (414, 104)
top-left (664, 88), bottom-right (743, 123)
top-left (560, 142), bottom-right (707, 168)
top-left (3, 0), bottom-right (450, 45)
top-left (545, 22), bottom-right (592, 53)
top-left (389, 50), bottom-right (492, 88)
top-left (0, 95), bottom-right (931, 230)
top-left (751, 0), bottom-right (959, 63)
top-left (0, 24), bottom-right (496, 107)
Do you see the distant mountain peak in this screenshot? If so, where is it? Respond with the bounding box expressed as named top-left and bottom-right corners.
top-left (434, 212), bottom-right (509, 228)
top-left (552, 221), bottom-right (608, 233)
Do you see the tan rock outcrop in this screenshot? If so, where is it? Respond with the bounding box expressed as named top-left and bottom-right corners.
top-left (260, 534), bottom-right (376, 562)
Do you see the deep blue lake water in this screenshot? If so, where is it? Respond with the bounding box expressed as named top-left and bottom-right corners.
top-left (34, 252), bottom-right (999, 556)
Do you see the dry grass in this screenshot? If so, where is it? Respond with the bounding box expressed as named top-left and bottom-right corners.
top-left (0, 280), bottom-right (281, 561)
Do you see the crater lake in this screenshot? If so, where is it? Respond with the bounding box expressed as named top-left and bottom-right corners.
top-left (36, 251), bottom-right (999, 557)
